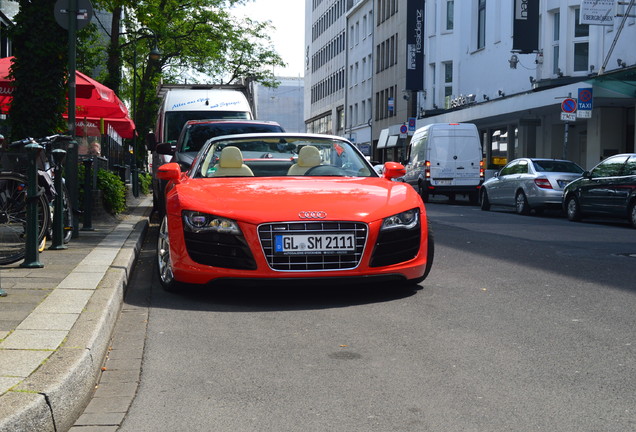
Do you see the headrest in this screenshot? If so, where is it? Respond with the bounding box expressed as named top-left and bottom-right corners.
top-left (297, 146), bottom-right (321, 167)
top-left (219, 146), bottom-right (244, 168)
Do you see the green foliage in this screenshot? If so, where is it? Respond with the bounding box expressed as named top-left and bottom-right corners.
top-left (77, 23), bottom-right (109, 82)
top-left (139, 171), bottom-right (152, 195)
top-left (97, 169), bottom-right (127, 215)
top-left (8, 0), bottom-right (68, 141)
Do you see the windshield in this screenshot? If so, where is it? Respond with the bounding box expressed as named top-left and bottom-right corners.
top-left (164, 111), bottom-right (251, 143)
top-left (195, 136), bottom-right (377, 178)
top-left (181, 123), bottom-right (284, 153)
top-left (532, 160), bottom-right (584, 174)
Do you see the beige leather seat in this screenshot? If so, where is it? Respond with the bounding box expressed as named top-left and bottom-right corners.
top-left (210, 146), bottom-right (254, 177)
top-left (287, 145), bottom-right (321, 175)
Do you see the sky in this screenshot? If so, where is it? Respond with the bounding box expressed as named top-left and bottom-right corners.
top-left (231, 0), bottom-right (306, 77)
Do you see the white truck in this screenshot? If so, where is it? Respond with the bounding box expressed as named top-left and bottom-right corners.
top-left (401, 123), bottom-right (484, 204)
top-left (147, 85), bottom-right (253, 211)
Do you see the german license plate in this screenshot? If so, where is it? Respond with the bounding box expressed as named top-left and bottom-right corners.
top-left (434, 179), bottom-right (452, 185)
top-left (274, 233), bottom-right (355, 255)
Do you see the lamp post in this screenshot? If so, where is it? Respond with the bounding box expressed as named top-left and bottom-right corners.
top-left (131, 28), bottom-right (161, 198)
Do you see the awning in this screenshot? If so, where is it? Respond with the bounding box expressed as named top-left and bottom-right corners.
top-left (376, 128), bottom-right (389, 149)
top-left (0, 56), bottom-right (135, 139)
top-left (386, 135), bottom-right (399, 148)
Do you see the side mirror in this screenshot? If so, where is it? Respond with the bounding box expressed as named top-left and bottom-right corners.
top-left (383, 162), bottom-right (406, 179)
top-left (146, 132), bottom-right (157, 152)
top-left (583, 170), bottom-right (592, 179)
top-left (156, 162), bottom-right (182, 184)
top-left (155, 142), bottom-right (177, 155)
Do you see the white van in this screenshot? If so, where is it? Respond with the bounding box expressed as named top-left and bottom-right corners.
top-left (401, 123), bottom-right (484, 204)
top-left (147, 86), bottom-right (253, 210)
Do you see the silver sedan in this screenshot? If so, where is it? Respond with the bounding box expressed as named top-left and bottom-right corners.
top-left (480, 158), bottom-right (584, 215)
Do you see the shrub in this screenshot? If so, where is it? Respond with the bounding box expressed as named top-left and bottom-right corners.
top-left (139, 171), bottom-right (152, 195)
top-left (97, 169), bottom-right (127, 215)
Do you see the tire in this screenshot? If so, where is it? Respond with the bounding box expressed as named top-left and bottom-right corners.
top-left (0, 173), bottom-right (50, 265)
top-left (565, 195), bottom-right (582, 222)
top-left (480, 189), bottom-right (491, 211)
top-left (407, 226), bottom-right (435, 285)
top-left (157, 215), bottom-right (183, 292)
top-left (628, 200), bottom-right (636, 229)
top-left (515, 191), bottom-right (530, 215)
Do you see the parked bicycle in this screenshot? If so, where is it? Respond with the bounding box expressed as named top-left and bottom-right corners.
top-left (0, 134), bottom-right (73, 265)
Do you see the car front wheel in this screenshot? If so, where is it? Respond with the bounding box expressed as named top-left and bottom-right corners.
top-left (157, 215), bottom-right (183, 292)
top-left (480, 189), bottom-right (491, 211)
top-left (565, 195), bottom-right (582, 222)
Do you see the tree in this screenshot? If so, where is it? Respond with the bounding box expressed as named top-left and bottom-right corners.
top-left (119, 0), bottom-right (285, 143)
top-left (8, 0), bottom-right (68, 141)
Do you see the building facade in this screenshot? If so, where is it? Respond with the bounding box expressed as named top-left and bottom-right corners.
top-left (253, 77), bottom-right (305, 132)
top-left (305, 0), bottom-right (636, 171)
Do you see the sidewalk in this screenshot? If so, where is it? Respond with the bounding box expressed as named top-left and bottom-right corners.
top-left (0, 191), bottom-right (152, 432)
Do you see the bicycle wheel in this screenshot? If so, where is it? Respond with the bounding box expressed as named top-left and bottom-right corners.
top-left (0, 173), bottom-right (51, 265)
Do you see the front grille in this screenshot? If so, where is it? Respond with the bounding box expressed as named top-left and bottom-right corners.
top-left (370, 224), bottom-right (421, 267)
top-left (258, 222), bottom-right (367, 271)
top-left (184, 231), bottom-right (256, 270)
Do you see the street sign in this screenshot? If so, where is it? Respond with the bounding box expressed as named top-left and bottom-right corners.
top-left (561, 98), bottom-right (577, 114)
top-left (408, 117), bottom-right (416, 131)
top-left (561, 112), bottom-right (576, 122)
top-left (577, 88), bottom-right (593, 118)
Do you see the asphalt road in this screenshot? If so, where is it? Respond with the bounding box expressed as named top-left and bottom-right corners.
top-left (117, 200), bottom-right (636, 432)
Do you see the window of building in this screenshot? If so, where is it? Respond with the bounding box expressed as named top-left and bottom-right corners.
top-left (446, 0), bottom-right (454, 31)
top-left (573, 7), bottom-right (589, 72)
top-left (444, 62), bottom-right (453, 99)
top-left (552, 11), bottom-right (560, 75)
top-left (477, 0), bottom-right (486, 49)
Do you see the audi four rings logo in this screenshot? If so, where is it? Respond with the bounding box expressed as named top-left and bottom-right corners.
top-left (298, 211), bottom-right (327, 219)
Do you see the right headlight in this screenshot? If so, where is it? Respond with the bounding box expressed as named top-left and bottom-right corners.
top-left (182, 211), bottom-right (241, 234)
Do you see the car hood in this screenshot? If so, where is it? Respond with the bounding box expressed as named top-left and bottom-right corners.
top-left (169, 177), bottom-right (421, 223)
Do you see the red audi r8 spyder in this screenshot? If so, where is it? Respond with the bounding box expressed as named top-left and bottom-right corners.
top-left (156, 133), bottom-right (434, 291)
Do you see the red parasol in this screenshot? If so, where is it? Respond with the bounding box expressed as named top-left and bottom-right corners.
top-left (0, 56), bottom-right (135, 138)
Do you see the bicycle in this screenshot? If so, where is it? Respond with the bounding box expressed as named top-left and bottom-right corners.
top-left (0, 135), bottom-right (73, 265)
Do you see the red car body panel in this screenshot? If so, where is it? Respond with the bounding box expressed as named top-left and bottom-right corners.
top-left (162, 173), bottom-right (430, 285)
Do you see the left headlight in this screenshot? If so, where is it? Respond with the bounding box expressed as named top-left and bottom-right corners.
top-left (182, 211), bottom-right (241, 234)
top-left (381, 208), bottom-right (420, 231)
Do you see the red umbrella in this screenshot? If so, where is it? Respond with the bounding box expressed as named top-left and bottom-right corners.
top-left (0, 56), bottom-right (135, 138)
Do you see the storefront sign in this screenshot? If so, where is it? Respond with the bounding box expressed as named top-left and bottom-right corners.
top-left (580, 0), bottom-right (615, 26)
top-left (405, 0), bottom-right (424, 91)
top-left (513, 0), bottom-right (539, 53)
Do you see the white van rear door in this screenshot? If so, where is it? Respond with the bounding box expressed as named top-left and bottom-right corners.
top-left (429, 127), bottom-right (481, 186)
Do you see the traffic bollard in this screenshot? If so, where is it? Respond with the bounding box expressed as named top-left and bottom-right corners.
top-left (81, 158), bottom-right (94, 231)
top-left (50, 148), bottom-right (68, 249)
top-left (21, 142), bottom-right (44, 268)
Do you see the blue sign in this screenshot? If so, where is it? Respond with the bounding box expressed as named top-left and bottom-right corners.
top-left (408, 117), bottom-right (416, 132)
top-left (561, 98), bottom-right (577, 113)
top-left (578, 88), bottom-right (593, 111)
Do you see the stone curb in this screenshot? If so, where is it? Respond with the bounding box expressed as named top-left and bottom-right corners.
top-left (0, 204), bottom-right (151, 432)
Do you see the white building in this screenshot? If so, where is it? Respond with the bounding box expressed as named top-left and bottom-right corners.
top-left (412, 0), bottom-right (636, 171)
top-left (253, 77), bottom-right (305, 132)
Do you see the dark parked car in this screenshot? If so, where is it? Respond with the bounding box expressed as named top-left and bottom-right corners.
top-left (562, 153), bottom-right (636, 228)
top-left (480, 158), bottom-right (584, 215)
top-left (153, 119), bottom-right (285, 212)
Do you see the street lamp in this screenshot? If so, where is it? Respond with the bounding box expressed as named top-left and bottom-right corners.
top-left (131, 28), bottom-right (161, 198)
